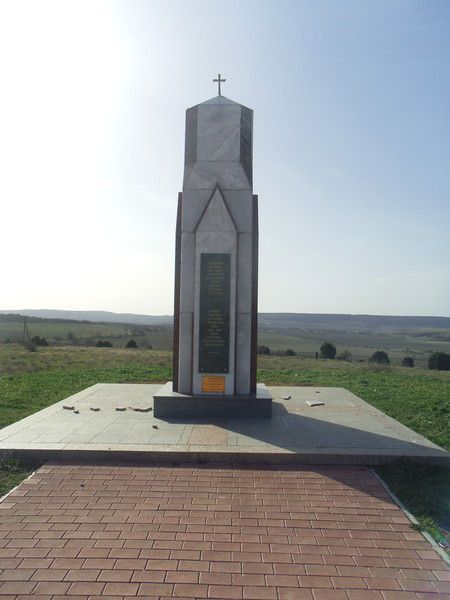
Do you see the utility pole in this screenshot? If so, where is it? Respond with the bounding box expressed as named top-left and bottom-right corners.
top-left (22, 317), bottom-right (31, 346)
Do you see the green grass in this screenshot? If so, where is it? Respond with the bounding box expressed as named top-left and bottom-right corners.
top-left (376, 462), bottom-right (450, 549)
top-left (0, 364), bottom-right (171, 428)
top-left (0, 320), bottom-right (173, 350)
top-left (0, 454), bottom-right (32, 497)
top-left (0, 344), bottom-right (171, 375)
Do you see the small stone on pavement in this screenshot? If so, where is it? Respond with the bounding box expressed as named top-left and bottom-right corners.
top-left (306, 400), bottom-right (324, 407)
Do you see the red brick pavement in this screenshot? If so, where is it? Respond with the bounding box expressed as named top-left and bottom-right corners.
top-left (0, 464), bottom-right (448, 599)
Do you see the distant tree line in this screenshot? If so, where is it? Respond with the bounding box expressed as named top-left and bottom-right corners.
top-left (94, 339), bottom-right (145, 349)
top-left (318, 342), bottom-right (395, 365)
top-left (316, 342), bottom-right (450, 371)
top-left (256, 345), bottom-right (296, 356)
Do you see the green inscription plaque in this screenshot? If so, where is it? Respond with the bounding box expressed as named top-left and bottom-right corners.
top-left (199, 253), bottom-right (230, 374)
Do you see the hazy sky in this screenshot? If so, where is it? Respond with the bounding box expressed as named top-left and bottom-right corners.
top-left (1, 0), bottom-right (449, 316)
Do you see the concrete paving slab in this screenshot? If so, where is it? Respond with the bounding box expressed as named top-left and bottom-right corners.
top-left (0, 383), bottom-right (448, 465)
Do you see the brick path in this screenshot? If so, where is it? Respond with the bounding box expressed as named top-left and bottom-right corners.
top-left (0, 464), bottom-right (448, 599)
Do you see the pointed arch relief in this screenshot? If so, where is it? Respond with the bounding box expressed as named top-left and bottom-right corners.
top-left (194, 186), bottom-right (237, 233)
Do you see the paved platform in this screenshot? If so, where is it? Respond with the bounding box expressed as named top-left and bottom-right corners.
top-left (0, 384), bottom-right (448, 465)
top-left (0, 463), bottom-right (448, 599)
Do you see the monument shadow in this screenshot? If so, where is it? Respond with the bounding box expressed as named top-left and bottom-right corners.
top-left (160, 400), bottom-right (448, 466)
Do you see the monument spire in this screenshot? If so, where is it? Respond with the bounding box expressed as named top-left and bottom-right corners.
top-left (213, 73), bottom-right (226, 96)
top-left (153, 89), bottom-right (272, 418)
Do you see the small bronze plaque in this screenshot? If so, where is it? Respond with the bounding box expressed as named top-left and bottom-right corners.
top-left (199, 253), bottom-right (230, 373)
top-left (202, 376), bottom-right (225, 393)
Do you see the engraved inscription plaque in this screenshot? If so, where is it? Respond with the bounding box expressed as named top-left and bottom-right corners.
top-left (199, 253), bottom-right (230, 373)
top-left (202, 376), bottom-right (225, 393)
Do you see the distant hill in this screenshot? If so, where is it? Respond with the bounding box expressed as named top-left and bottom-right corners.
top-left (1, 309), bottom-right (449, 331)
top-left (0, 309), bottom-right (172, 326)
top-left (258, 313), bottom-right (450, 331)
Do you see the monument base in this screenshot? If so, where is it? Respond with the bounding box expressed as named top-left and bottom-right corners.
top-left (153, 382), bottom-right (272, 419)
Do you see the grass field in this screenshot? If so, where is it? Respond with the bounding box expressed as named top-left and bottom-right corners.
top-left (0, 343), bottom-right (448, 547)
top-left (2, 314), bottom-right (449, 368)
top-left (258, 327), bottom-right (450, 368)
top-left (0, 318), bottom-right (173, 350)
top-left (0, 344), bottom-right (171, 376)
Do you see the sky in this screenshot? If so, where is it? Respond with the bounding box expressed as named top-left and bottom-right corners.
top-left (0, 0), bottom-right (449, 316)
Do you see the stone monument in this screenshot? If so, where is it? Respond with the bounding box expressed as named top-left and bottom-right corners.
top-left (154, 75), bottom-right (272, 418)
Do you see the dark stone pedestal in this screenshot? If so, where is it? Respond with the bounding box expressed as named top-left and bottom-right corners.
top-left (153, 382), bottom-right (272, 419)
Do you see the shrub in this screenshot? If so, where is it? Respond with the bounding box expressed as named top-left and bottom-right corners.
top-left (285, 348), bottom-right (296, 356)
top-left (428, 352), bottom-right (450, 371)
top-left (337, 350), bottom-right (352, 362)
top-left (401, 356), bottom-right (414, 368)
top-left (96, 340), bottom-right (113, 348)
top-left (126, 339), bottom-right (138, 349)
top-left (369, 350), bottom-right (390, 365)
top-left (257, 345), bottom-right (271, 355)
top-left (320, 342), bottom-right (336, 359)
top-left (31, 336), bottom-right (49, 347)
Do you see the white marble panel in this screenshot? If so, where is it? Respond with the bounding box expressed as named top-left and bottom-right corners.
top-left (224, 191), bottom-right (253, 233)
top-left (183, 162), bottom-right (251, 191)
top-left (195, 231), bottom-right (237, 253)
top-left (237, 233), bottom-right (253, 314)
top-left (196, 105), bottom-right (241, 162)
top-left (235, 312), bottom-right (251, 395)
top-left (196, 188), bottom-right (236, 233)
top-left (178, 311), bottom-right (193, 394)
top-left (179, 233), bottom-right (195, 312)
top-left (181, 189), bottom-right (211, 232)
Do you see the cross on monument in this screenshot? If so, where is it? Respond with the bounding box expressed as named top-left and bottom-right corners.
top-left (213, 73), bottom-right (226, 96)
